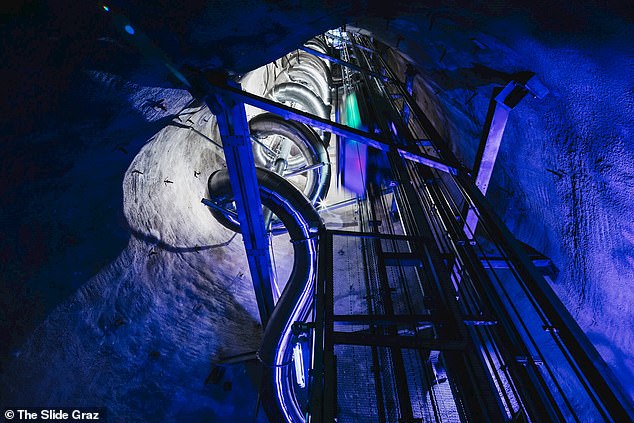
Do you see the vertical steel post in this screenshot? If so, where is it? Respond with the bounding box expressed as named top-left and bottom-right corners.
top-left (370, 219), bottom-right (415, 422)
top-left (205, 81), bottom-right (275, 325)
top-left (323, 231), bottom-right (337, 422)
top-left (309, 227), bottom-right (328, 423)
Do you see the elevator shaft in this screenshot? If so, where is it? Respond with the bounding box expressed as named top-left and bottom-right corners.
top-left (303, 29), bottom-right (634, 423)
top-left (203, 29), bottom-right (633, 423)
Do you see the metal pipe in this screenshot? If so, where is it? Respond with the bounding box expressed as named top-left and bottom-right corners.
top-left (270, 82), bottom-right (330, 120)
top-left (283, 162), bottom-right (326, 178)
top-left (249, 113), bottom-right (331, 207)
top-left (284, 50), bottom-right (331, 86)
top-left (288, 63), bottom-right (331, 105)
top-left (207, 168), bottom-right (323, 423)
top-left (305, 37), bottom-right (329, 55)
top-left (323, 32), bottom-right (378, 54)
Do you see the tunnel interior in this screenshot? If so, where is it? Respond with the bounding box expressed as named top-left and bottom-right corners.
top-left (1, 1), bottom-right (633, 422)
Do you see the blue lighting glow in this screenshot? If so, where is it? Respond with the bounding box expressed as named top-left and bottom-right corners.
top-left (124, 25), bottom-right (135, 35)
top-left (341, 92), bottom-right (367, 195)
top-left (293, 343), bottom-right (305, 388)
top-left (102, 5), bottom-right (110, 12)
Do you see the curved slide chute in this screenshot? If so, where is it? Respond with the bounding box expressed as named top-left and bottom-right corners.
top-left (268, 81), bottom-right (331, 145)
top-left (269, 82), bottom-right (330, 121)
top-left (207, 168), bottom-right (323, 423)
top-left (284, 51), bottom-right (330, 85)
top-left (305, 37), bottom-right (329, 56)
top-left (250, 113), bottom-right (331, 205)
top-left (212, 113), bottom-right (330, 235)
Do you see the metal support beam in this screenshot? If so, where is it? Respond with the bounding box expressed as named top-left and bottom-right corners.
top-left (323, 231), bottom-right (336, 423)
top-left (328, 229), bottom-right (425, 241)
top-left (481, 257), bottom-right (552, 269)
top-left (322, 33), bottom-right (379, 54)
top-left (368, 211), bottom-right (415, 422)
top-left (201, 197), bottom-right (238, 218)
top-left (102, 6), bottom-right (278, 325)
top-left (309, 228), bottom-right (330, 423)
top-left (382, 44), bottom-right (631, 417)
top-left (283, 162), bottom-right (326, 178)
top-left (382, 252), bottom-right (424, 267)
top-left (464, 79), bottom-right (547, 237)
top-left (331, 332), bottom-right (465, 350)
top-left (388, 152), bottom-right (509, 421)
top-left (205, 80), bottom-right (458, 175)
top-left (333, 314), bottom-right (497, 327)
top-left (317, 197), bottom-right (358, 213)
top-left (300, 46), bottom-right (397, 84)
top-left (333, 314), bottom-right (435, 324)
top-left (474, 84), bottom-right (514, 195)
top-left (205, 82), bottom-right (275, 326)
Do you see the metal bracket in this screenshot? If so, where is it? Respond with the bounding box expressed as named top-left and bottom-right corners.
top-left (464, 75), bottom-right (548, 238)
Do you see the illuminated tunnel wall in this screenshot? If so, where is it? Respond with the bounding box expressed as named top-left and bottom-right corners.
top-left (1, 0), bottom-right (632, 421)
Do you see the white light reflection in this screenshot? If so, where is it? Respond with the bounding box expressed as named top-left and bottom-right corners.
top-left (293, 343), bottom-right (306, 388)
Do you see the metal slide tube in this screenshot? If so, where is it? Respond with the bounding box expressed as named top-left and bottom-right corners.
top-left (250, 113), bottom-right (331, 205)
top-left (270, 82), bottom-right (330, 120)
top-left (270, 81), bottom-right (332, 145)
top-left (288, 63), bottom-right (331, 105)
top-left (210, 114), bottom-right (330, 236)
top-left (208, 168), bottom-right (323, 423)
top-left (305, 37), bottom-right (329, 56)
top-left (284, 51), bottom-right (331, 86)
